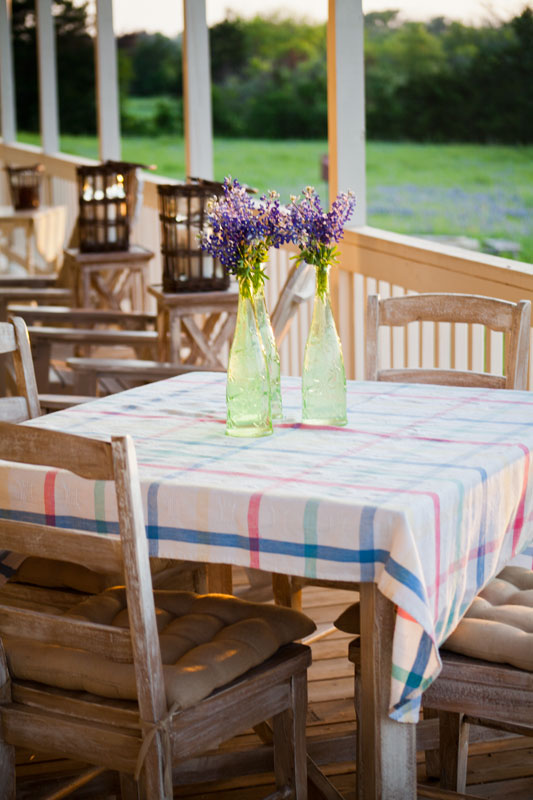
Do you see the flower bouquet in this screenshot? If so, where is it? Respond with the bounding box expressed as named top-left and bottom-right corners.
top-left (201, 178), bottom-right (291, 436)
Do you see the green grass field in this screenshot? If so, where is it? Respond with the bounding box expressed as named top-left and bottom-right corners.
top-left (18, 132), bottom-right (533, 262)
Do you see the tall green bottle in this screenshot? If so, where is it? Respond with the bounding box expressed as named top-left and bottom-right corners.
top-left (226, 276), bottom-right (273, 437)
top-left (302, 265), bottom-right (347, 426)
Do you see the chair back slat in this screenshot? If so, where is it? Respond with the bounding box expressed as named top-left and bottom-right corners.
top-left (0, 396), bottom-right (31, 423)
top-left (0, 606), bottom-right (133, 661)
top-left (0, 420), bottom-right (114, 479)
top-left (0, 519), bottom-right (123, 574)
top-left (0, 317), bottom-right (41, 420)
top-left (366, 293), bottom-right (531, 390)
top-left (377, 368), bottom-right (505, 389)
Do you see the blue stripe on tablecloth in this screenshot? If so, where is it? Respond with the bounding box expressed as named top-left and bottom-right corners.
top-left (147, 482), bottom-right (160, 556)
top-left (360, 507), bottom-right (377, 582)
top-left (0, 509), bottom-right (426, 601)
top-left (0, 508), bottom-right (120, 535)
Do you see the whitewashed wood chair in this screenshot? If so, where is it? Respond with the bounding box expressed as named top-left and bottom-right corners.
top-left (0, 316), bottom-right (41, 421)
top-left (0, 422), bottom-right (313, 799)
top-left (365, 292), bottom-right (531, 389)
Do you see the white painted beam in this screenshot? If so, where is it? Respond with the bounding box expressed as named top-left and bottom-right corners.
top-left (0, 0), bottom-right (16, 142)
top-left (327, 0), bottom-right (366, 224)
top-left (183, 0), bottom-right (214, 180)
top-left (36, 0), bottom-right (60, 153)
top-left (95, 0), bottom-right (121, 161)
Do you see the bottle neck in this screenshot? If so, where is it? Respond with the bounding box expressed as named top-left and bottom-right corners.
top-left (315, 264), bottom-right (330, 299)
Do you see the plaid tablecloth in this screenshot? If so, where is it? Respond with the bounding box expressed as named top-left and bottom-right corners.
top-left (3, 373), bottom-right (533, 722)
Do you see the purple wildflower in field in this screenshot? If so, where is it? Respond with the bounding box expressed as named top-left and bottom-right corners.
top-left (288, 186), bottom-right (356, 271)
top-left (200, 177), bottom-right (293, 287)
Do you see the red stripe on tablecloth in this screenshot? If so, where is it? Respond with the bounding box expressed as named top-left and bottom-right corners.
top-left (247, 493), bottom-right (262, 569)
top-left (44, 471), bottom-right (57, 526)
top-left (513, 444), bottom-right (530, 554)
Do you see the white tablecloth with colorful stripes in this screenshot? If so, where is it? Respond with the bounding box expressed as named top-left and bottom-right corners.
top-left (3, 373), bottom-right (533, 722)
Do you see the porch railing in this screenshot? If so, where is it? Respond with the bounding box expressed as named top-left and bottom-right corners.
top-left (2, 141), bottom-right (532, 388)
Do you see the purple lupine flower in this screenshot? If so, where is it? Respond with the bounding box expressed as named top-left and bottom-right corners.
top-left (200, 177), bottom-right (293, 285)
top-left (288, 186), bottom-right (356, 269)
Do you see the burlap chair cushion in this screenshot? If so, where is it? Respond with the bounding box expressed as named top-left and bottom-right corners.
top-left (4, 589), bottom-right (316, 709)
top-left (334, 566), bottom-right (533, 672)
top-left (443, 566), bottom-right (533, 671)
top-left (10, 556), bottom-right (202, 594)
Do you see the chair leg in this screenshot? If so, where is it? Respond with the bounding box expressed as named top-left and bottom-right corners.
top-left (423, 707), bottom-right (440, 779)
top-left (273, 671), bottom-right (307, 799)
top-left (439, 711), bottom-right (470, 793)
top-left (120, 772), bottom-right (141, 799)
top-left (272, 575), bottom-right (302, 610)
top-left (0, 642), bottom-right (15, 800)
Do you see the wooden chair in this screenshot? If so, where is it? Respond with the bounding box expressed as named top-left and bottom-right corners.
top-left (0, 422), bottom-right (313, 799)
top-left (365, 292), bottom-right (531, 389)
top-left (0, 316), bottom-right (41, 421)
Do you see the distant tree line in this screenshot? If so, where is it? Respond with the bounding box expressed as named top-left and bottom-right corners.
top-left (10, 2), bottom-right (533, 143)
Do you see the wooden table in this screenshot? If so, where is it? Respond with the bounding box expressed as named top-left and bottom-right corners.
top-left (148, 284), bottom-right (238, 366)
top-left (0, 205), bottom-right (66, 274)
top-left (8, 374), bottom-right (533, 799)
top-left (64, 245), bottom-right (154, 311)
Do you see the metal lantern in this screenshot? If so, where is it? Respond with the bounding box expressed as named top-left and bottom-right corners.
top-left (6, 164), bottom-right (44, 210)
top-left (158, 178), bottom-right (229, 293)
top-left (76, 161), bottom-right (143, 253)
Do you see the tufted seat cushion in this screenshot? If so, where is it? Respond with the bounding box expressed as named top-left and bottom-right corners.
top-left (334, 566), bottom-right (533, 673)
top-left (9, 556), bottom-right (202, 594)
top-left (443, 566), bottom-right (533, 671)
top-left (3, 589), bottom-right (316, 709)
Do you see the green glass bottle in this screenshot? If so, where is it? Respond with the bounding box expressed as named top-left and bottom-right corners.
top-left (302, 265), bottom-right (347, 426)
top-left (226, 276), bottom-right (273, 437)
top-left (253, 282), bottom-right (282, 419)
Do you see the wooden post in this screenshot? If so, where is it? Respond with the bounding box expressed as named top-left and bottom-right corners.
top-left (95, 0), bottom-right (121, 161)
top-left (183, 0), bottom-right (214, 180)
top-left (327, 0), bottom-right (366, 222)
top-left (0, 0), bottom-right (16, 143)
top-left (36, 0), bottom-right (60, 154)
top-left (327, 0), bottom-right (366, 361)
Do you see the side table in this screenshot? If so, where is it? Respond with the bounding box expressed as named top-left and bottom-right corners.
top-left (63, 245), bottom-right (154, 311)
top-left (148, 284), bottom-right (238, 366)
top-left (0, 205), bottom-right (67, 274)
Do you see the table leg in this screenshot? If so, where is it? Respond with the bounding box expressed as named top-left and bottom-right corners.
top-left (25, 221), bottom-right (34, 274)
top-left (169, 312), bottom-right (182, 363)
top-left (207, 564), bottom-right (233, 594)
top-left (357, 583), bottom-right (416, 800)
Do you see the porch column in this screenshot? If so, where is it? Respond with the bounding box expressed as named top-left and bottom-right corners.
top-left (36, 0), bottom-right (60, 153)
top-left (0, 0), bottom-right (16, 142)
top-left (183, 0), bottom-right (214, 180)
top-left (327, 0), bottom-right (366, 224)
top-left (95, 0), bottom-right (121, 161)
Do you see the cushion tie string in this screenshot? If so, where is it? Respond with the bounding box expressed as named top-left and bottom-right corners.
top-left (134, 700), bottom-right (181, 796)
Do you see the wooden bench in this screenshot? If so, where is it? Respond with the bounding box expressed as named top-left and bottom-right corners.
top-left (27, 326), bottom-right (158, 392)
top-left (0, 288), bottom-right (74, 321)
top-left (66, 357), bottom-right (219, 395)
top-left (8, 305), bottom-right (156, 330)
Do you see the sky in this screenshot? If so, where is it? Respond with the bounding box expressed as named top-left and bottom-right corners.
top-left (112, 0), bottom-right (531, 36)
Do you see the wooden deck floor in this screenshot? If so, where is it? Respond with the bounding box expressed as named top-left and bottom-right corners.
top-left (15, 570), bottom-right (533, 799)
